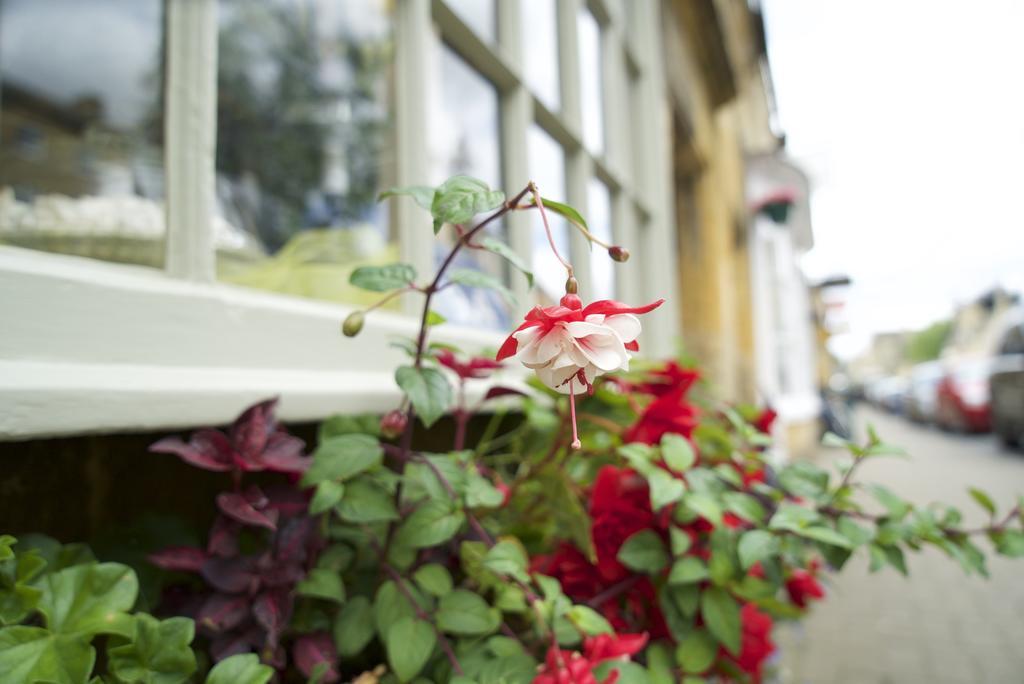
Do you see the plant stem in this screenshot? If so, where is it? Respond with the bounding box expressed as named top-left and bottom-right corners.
top-left (382, 562), bottom-right (465, 676)
top-left (528, 183), bottom-right (573, 277)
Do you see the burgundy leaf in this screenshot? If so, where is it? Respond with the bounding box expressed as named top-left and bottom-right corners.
top-left (217, 491), bottom-right (278, 530)
top-left (274, 517), bottom-right (316, 563)
top-left (258, 433), bottom-right (310, 473)
top-left (201, 556), bottom-right (258, 594)
top-left (263, 484), bottom-right (309, 517)
top-left (293, 632), bottom-right (340, 683)
top-left (207, 515), bottom-right (241, 558)
top-left (253, 588), bottom-right (293, 649)
top-left (483, 386), bottom-right (528, 401)
top-left (197, 593), bottom-right (251, 633)
top-left (231, 398), bottom-right (278, 468)
top-left (148, 546), bottom-right (207, 572)
top-left (210, 625), bottom-right (263, 663)
top-left (150, 436), bottom-right (232, 472)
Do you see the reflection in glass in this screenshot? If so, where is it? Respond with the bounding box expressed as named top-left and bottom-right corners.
top-left (428, 45), bottom-right (508, 329)
top-left (215, 0), bottom-right (400, 308)
top-left (445, 0), bottom-right (495, 43)
top-left (578, 8), bottom-right (604, 154)
top-left (588, 179), bottom-right (615, 300)
top-left (521, 0), bottom-right (560, 111)
top-left (0, 0), bottom-right (174, 267)
top-left (527, 125), bottom-right (570, 304)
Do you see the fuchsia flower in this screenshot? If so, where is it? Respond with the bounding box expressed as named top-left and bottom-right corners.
top-left (436, 349), bottom-right (504, 379)
top-left (533, 632), bottom-right (648, 684)
top-left (497, 294), bottom-right (664, 447)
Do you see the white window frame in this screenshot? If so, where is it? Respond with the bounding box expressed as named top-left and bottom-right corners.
top-left (0, 0), bottom-right (678, 440)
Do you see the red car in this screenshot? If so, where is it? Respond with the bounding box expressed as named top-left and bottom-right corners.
top-left (936, 359), bottom-right (993, 432)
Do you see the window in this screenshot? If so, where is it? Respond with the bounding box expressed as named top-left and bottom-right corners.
top-left (0, 0), bottom-right (166, 267)
top-left (0, 0), bottom-right (676, 439)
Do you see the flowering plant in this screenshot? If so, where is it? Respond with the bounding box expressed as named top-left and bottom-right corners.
top-left (3, 175), bottom-right (1022, 684)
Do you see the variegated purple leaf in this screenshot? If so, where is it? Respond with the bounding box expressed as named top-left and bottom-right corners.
top-left (293, 632), bottom-right (340, 683)
top-left (148, 546), bottom-right (207, 572)
top-left (201, 555), bottom-right (258, 594)
top-left (231, 398), bottom-right (278, 468)
top-left (150, 436), bottom-right (233, 472)
top-left (216, 490), bottom-right (278, 530)
top-left (207, 515), bottom-right (241, 558)
top-left (210, 625), bottom-right (263, 662)
top-left (197, 593), bottom-right (251, 633)
top-left (264, 484), bottom-right (309, 517)
top-left (274, 517), bottom-right (316, 563)
top-left (258, 433), bottom-right (310, 473)
top-left (253, 588), bottom-right (293, 649)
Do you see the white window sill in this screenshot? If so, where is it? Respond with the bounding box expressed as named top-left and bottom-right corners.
top-left (0, 246), bottom-right (515, 440)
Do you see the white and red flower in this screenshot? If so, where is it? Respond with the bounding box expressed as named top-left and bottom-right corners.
top-left (496, 294), bottom-right (664, 394)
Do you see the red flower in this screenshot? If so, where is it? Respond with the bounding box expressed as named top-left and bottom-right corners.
top-left (635, 361), bottom-right (699, 397)
top-left (590, 467), bottom-right (655, 582)
top-left (786, 568), bottom-right (825, 608)
top-left (753, 407), bottom-right (777, 435)
top-left (533, 633), bottom-right (648, 684)
top-left (531, 543), bottom-right (605, 600)
top-left (623, 386), bottom-right (699, 445)
top-left (727, 603), bottom-right (775, 682)
top-left (436, 349), bottom-right (503, 380)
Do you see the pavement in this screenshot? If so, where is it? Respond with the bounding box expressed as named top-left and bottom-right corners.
top-left (775, 406), bottom-right (1024, 684)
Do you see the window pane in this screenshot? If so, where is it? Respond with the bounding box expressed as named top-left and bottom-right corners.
top-left (521, 0), bottom-right (560, 111)
top-left (0, 0), bottom-right (167, 267)
top-left (445, 0), bottom-right (495, 43)
top-left (428, 44), bottom-right (509, 330)
top-left (587, 179), bottom-right (614, 300)
top-left (577, 8), bottom-right (604, 154)
top-left (215, 0), bottom-right (399, 309)
top-left (527, 125), bottom-right (570, 304)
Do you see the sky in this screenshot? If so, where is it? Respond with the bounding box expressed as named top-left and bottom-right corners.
top-left (762, 0), bottom-right (1024, 359)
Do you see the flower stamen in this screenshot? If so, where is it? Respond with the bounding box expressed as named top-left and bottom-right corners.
top-left (569, 378), bottom-right (582, 450)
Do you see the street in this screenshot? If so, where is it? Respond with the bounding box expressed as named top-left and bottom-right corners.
top-left (776, 407), bottom-right (1024, 684)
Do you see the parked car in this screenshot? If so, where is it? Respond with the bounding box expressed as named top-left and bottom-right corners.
top-left (936, 358), bottom-right (993, 432)
top-left (870, 376), bottom-right (910, 414)
top-left (906, 361), bottom-right (945, 424)
top-left (990, 313), bottom-right (1024, 447)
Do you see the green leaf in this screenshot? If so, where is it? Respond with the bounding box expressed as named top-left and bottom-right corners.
top-left (336, 478), bottom-right (398, 523)
top-left (302, 434), bottom-right (383, 487)
top-left (483, 540), bottom-right (529, 583)
top-left (868, 484), bottom-right (912, 519)
top-left (793, 526), bottom-right (855, 549)
top-left (379, 185), bottom-right (436, 210)
top-left (768, 503), bottom-right (822, 532)
top-left (617, 530), bottom-right (669, 573)
top-left (447, 269), bottom-right (515, 307)
top-left (349, 263), bottom-right (417, 292)
top-left (205, 653), bottom-right (273, 684)
top-left (566, 605), bottom-right (614, 635)
top-left (0, 536), bottom-right (15, 562)
top-left (618, 444), bottom-right (657, 476)
top-left (837, 516), bottom-right (874, 546)
top-left (310, 481), bottom-right (344, 516)
top-left (0, 626), bottom-right (94, 684)
top-left (480, 237), bottom-right (534, 287)
top-left (993, 530), bottom-right (1024, 558)
top-left (968, 487), bottom-right (996, 517)
top-left (670, 527), bottom-right (693, 556)
top-left (778, 462), bottom-right (829, 499)
top-left (296, 569), bottom-right (346, 604)
top-left (107, 615), bottom-right (197, 684)
top-left (721, 492), bottom-right (766, 525)
top-left (431, 176), bottom-right (505, 232)
top-left (648, 470), bottom-right (685, 510)
top-left (534, 197), bottom-right (587, 231)
top-left (413, 564), bottom-right (453, 597)
top-left (333, 596), bottom-right (375, 657)
top-left (668, 557), bottom-right (708, 585)
top-left (661, 434), bottom-right (696, 473)
top-left (374, 581), bottom-right (428, 641)
top-left (436, 590), bottom-right (500, 635)
top-left (394, 500), bottom-right (465, 549)
top-left (466, 474), bottom-right (505, 509)
top-left (675, 628), bottom-right (717, 674)
top-left (700, 587), bottom-right (741, 656)
top-left (737, 530), bottom-right (779, 570)
top-left (38, 562), bottom-right (138, 636)
top-left (395, 366), bottom-right (452, 428)
top-left (387, 617), bottom-right (436, 682)
top-left (425, 310), bottom-right (447, 326)
top-left (592, 661), bottom-right (650, 684)
top-left (683, 492), bottom-right (723, 527)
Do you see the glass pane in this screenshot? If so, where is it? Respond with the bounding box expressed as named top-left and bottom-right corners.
top-left (527, 125), bottom-right (570, 304)
top-left (215, 0), bottom-right (399, 309)
top-left (428, 44), bottom-right (509, 330)
top-left (521, 0), bottom-right (560, 111)
top-left (0, 0), bottom-right (166, 267)
top-left (577, 8), bottom-right (604, 154)
top-left (445, 0), bottom-right (495, 43)
top-left (587, 179), bottom-right (614, 300)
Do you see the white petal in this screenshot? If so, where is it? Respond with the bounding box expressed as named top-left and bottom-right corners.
top-left (603, 314), bottom-right (642, 343)
top-left (516, 327), bottom-right (560, 365)
top-left (571, 331), bottom-right (628, 371)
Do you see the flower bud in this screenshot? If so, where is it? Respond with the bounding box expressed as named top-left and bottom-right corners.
top-left (559, 293), bottom-right (583, 310)
top-left (608, 246), bottom-right (630, 262)
top-left (379, 409), bottom-right (408, 439)
top-left (565, 276), bottom-right (579, 294)
top-left (341, 311), bottom-right (365, 337)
